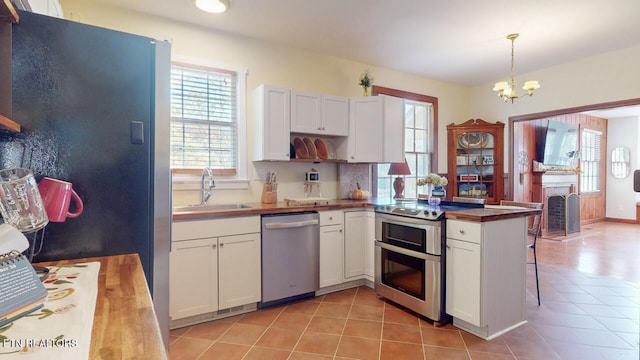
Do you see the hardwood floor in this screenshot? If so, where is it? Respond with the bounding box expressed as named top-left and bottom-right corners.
top-left (169, 221), bottom-right (639, 360)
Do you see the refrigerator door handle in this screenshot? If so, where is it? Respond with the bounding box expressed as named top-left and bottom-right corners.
top-left (130, 121), bottom-right (144, 144)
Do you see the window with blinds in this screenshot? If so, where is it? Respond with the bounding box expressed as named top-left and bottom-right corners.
top-left (580, 128), bottom-right (602, 193)
top-left (170, 63), bottom-right (238, 175)
top-left (376, 100), bottom-right (434, 199)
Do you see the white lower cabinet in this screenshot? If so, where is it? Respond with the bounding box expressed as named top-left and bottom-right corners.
top-left (445, 238), bottom-right (481, 326)
top-left (445, 218), bottom-right (527, 340)
top-left (218, 233), bottom-right (261, 309)
top-left (170, 238), bottom-right (218, 319)
top-left (343, 210), bottom-right (375, 280)
top-left (170, 216), bottom-right (261, 321)
top-left (319, 210), bottom-right (344, 288)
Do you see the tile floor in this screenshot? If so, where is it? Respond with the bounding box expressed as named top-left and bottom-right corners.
top-left (169, 222), bottom-right (640, 360)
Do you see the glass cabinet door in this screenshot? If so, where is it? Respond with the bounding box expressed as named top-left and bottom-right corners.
top-left (455, 131), bottom-right (495, 200)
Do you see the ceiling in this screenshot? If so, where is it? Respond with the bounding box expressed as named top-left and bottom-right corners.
top-left (90, 0), bottom-right (640, 88)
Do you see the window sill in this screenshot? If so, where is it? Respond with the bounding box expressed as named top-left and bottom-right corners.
top-left (172, 175), bottom-right (250, 191)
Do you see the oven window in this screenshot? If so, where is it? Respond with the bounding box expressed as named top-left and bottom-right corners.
top-left (381, 248), bottom-right (425, 300)
top-left (382, 222), bottom-right (426, 252)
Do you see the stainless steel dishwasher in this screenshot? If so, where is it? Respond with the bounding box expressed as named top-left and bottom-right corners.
top-left (261, 212), bottom-right (320, 306)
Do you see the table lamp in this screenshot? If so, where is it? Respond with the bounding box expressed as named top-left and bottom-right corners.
top-left (388, 159), bottom-right (412, 199)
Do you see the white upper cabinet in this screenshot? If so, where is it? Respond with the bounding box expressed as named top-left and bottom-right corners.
top-left (291, 90), bottom-right (348, 136)
top-left (348, 96), bottom-right (404, 163)
top-left (254, 85), bottom-right (291, 161)
top-left (321, 95), bottom-right (349, 136)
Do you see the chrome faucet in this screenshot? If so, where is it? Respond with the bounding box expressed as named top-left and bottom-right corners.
top-left (201, 167), bottom-right (216, 204)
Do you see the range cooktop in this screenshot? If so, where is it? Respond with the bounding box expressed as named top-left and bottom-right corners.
top-left (374, 200), bottom-right (484, 221)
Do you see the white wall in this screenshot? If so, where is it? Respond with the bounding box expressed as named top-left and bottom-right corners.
top-left (605, 117), bottom-right (639, 220)
top-left (60, 0), bottom-right (469, 204)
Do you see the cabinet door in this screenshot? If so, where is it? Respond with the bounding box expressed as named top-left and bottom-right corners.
top-left (322, 95), bottom-right (349, 136)
top-left (382, 95), bottom-right (405, 163)
top-left (320, 224), bottom-right (344, 288)
top-left (170, 238), bottom-right (217, 319)
top-left (348, 97), bottom-right (384, 162)
top-left (343, 211), bottom-right (366, 279)
top-left (363, 211), bottom-right (376, 281)
top-left (291, 90), bottom-right (322, 134)
top-left (254, 85), bottom-right (290, 161)
top-left (445, 238), bottom-right (481, 326)
top-left (218, 233), bottom-right (261, 309)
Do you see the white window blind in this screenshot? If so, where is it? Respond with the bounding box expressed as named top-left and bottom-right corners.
top-left (170, 63), bottom-right (238, 175)
top-left (580, 128), bottom-right (602, 193)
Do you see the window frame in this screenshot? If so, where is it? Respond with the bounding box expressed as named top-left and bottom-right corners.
top-left (372, 86), bottom-right (439, 199)
top-left (170, 56), bottom-right (248, 190)
top-left (579, 128), bottom-right (602, 194)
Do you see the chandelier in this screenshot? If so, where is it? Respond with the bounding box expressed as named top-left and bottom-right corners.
top-left (492, 34), bottom-right (540, 103)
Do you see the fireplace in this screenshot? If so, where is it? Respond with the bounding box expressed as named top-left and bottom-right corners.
top-left (532, 171), bottom-right (581, 236)
top-left (547, 193), bottom-right (581, 235)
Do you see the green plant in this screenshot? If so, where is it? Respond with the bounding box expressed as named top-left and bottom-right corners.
top-left (358, 69), bottom-right (374, 88)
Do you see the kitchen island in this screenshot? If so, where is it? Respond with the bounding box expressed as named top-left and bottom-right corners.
top-left (35, 254), bottom-right (166, 359)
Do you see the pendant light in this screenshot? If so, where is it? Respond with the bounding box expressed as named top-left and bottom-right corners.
top-left (493, 34), bottom-right (540, 103)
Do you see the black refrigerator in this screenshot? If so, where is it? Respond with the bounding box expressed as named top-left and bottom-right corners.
top-left (1, 11), bottom-right (171, 346)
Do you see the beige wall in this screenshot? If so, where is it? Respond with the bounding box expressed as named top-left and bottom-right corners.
top-left (58, 1), bottom-right (640, 205)
top-left (60, 0), bottom-right (470, 204)
top-left (469, 45), bottom-right (640, 171)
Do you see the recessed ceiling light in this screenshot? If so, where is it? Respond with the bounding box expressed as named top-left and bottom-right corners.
top-left (195, 0), bottom-right (230, 14)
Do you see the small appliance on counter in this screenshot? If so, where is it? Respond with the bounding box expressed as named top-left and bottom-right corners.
top-left (284, 168), bottom-right (331, 206)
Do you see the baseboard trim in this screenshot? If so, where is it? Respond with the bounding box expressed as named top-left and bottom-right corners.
top-left (604, 217), bottom-right (637, 224)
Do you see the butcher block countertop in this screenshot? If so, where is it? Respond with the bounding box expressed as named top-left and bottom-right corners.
top-left (35, 254), bottom-right (167, 360)
top-left (172, 199), bottom-right (541, 222)
top-left (446, 205), bottom-right (542, 222)
top-left (173, 199), bottom-right (374, 221)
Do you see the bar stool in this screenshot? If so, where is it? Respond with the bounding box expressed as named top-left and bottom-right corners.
top-left (500, 200), bottom-right (544, 306)
top-left (452, 196), bottom-right (486, 204)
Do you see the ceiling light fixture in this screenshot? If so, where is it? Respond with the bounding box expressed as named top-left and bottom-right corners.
top-left (195, 0), bottom-right (230, 14)
top-left (493, 34), bottom-right (540, 103)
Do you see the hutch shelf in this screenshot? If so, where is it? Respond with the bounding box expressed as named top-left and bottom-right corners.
top-left (447, 119), bottom-right (504, 204)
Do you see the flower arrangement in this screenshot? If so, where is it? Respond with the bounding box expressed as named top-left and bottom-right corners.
top-left (358, 69), bottom-right (374, 95)
top-left (417, 173), bottom-right (448, 187)
top-left (359, 69), bottom-right (374, 88)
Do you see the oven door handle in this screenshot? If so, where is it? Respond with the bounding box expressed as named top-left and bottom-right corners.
top-left (375, 241), bottom-right (437, 261)
top-left (380, 218), bottom-right (436, 231)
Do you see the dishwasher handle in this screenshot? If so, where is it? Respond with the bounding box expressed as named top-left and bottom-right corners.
top-left (264, 219), bottom-right (319, 229)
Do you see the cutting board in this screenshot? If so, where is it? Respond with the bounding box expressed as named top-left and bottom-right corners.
top-left (284, 197), bottom-right (330, 206)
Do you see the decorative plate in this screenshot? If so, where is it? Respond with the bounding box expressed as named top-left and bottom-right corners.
top-left (293, 137), bottom-right (309, 159)
top-left (458, 133), bottom-right (489, 148)
top-left (303, 137), bottom-right (317, 159)
top-left (324, 139), bottom-right (337, 159)
top-left (314, 138), bottom-right (328, 159)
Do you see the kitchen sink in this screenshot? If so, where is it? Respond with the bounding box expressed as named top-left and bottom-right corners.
top-left (173, 203), bottom-right (252, 212)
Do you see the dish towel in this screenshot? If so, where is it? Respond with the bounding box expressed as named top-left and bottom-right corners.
top-left (0, 262), bottom-right (100, 359)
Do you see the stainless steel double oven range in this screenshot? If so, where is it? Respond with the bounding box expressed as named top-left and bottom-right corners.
top-left (374, 200), bottom-right (483, 324)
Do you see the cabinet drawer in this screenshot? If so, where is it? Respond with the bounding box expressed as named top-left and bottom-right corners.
top-left (447, 220), bottom-right (482, 244)
top-left (319, 210), bottom-right (343, 226)
top-left (173, 216), bottom-right (260, 241)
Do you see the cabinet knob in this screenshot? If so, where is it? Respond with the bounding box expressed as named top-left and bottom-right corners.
top-left (351, 156), bottom-right (355, 159)
top-left (459, 229), bottom-right (465, 235)
top-left (340, 229), bottom-right (343, 233)
top-left (329, 217), bottom-right (333, 220)
top-left (446, 244), bottom-right (451, 249)
top-left (212, 244), bottom-right (217, 248)
top-left (220, 243), bottom-right (224, 247)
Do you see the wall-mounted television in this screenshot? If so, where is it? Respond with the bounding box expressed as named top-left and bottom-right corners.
top-left (541, 120), bottom-right (578, 167)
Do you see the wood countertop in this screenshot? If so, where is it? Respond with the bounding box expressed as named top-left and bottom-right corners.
top-left (172, 199), bottom-right (374, 221)
top-left (172, 199), bottom-right (541, 223)
top-left (35, 254), bottom-right (167, 360)
top-left (445, 206), bottom-right (542, 222)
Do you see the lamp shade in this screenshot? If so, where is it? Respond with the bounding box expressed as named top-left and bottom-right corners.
top-left (388, 159), bottom-right (411, 176)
